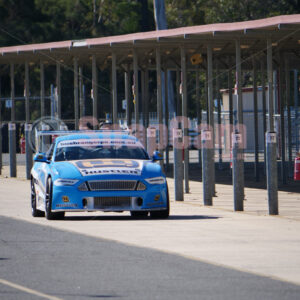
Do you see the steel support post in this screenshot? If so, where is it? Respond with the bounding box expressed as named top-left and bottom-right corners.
top-left (133, 49), bottom-right (139, 129)
top-left (145, 69), bottom-right (149, 129)
top-left (144, 71), bottom-right (148, 145)
top-left (124, 66), bottom-right (130, 126)
top-left (0, 129), bottom-right (1, 176)
top-left (205, 69), bottom-right (208, 123)
top-left (176, 68), bottom-right (181, 116)
top-left (25, 61), bottom-right (32, 180)
top-left (125, 66), bottom-right (130, 127)
top-left (233, 40), bottom-right (244, 211)
top-left (266, 132), bottom-right (278, 214)
top-left (293, 70), bottom-right (299, 152)
top-left (9, 123), bottom-right (16, 177)
top-left (92, 55), bottom-right (98, 128)
top-left (0, 77), bottom-right (2, 175)
top-left (252, 58), bottom-right (259, 181)
top-left (279, 52), bottom-right (286, 184)
top-left (202, 130), bottom-right (213, 205)
top-left (261, 60), bottom-right (267, 175)
top-left (285, 55), bottom-right (293, 177)
top-left (228, 59), bottom-right (233, 173)
top-left (228, 59), bottom-right (233, 130)
top-left (25, 125), bottom-right (32, 180)
top-left (175, 67), bottom-right (183, 193)
top-left (216, 61), bottom-right (222, 169)
top-left (50, 84), bottom-right (54, 117)
top-left (196, 68), bottom-right (202, 165)
top-left (74, 58), bottom-right (79, 130)
top-left (141, 70), bottom-right (145, 127)
top-left (173, 128), bottom-right (184, 201)
top-left (112, 52), bottom-right (118, 125)
top-left (141, 70), bottom-right (146, 148)
top-left (207, 44), bottom-right (215, 197)
top-left (232, 132), bottom-right (243, 210)
top-left (266, 39), bottom-right (278, 215)
top-left (40, 61), bottom-right (45, 117)
top-left (9, 63), bottom-right (16, 177)
top-left (0, 121), bottom-right (1, 175)
top-left (181, 47), bottom-right (189, 193)
top-left (156, 48), bottom-right (164, 170)
top-left (25, 61), bottom-right (30, 123)
top-left (125, 64), bottom-right (132, 126)
top-left (147, 128), bottom-right (156, 158)
top-left (164, 67), bottom-right (169, 170)
top-left (56, 62), bottom-right (61, 119)
top-left (79, 66), bottom-right (84, 119)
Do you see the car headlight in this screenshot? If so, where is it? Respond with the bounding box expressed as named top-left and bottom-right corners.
top-left (145, 177), bottom-right (166, 184)
top-left (54, 179), bottom-right (79, 186)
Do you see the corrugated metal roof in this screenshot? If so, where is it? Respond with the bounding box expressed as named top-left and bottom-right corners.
top-left (0, 14), bottom-right (299, 55)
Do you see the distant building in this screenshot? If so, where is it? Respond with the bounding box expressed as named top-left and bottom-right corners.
top-left (221, 86), bottom-right (275, 153)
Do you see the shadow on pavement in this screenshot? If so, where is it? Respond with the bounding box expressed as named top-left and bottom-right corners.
top-left (62, 214), bottom-right (220, 221)
top-left (54, 293), bottom-right (122, 298)
top-left (168, 215), bottom-right (220, 220)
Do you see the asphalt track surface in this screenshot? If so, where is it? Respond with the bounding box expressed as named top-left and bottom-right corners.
top-left (1, 216), bottom-right (300, 300)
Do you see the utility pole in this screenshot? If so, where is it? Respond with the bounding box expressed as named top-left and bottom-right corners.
top-left (153, 0), bottom-right (167, 30)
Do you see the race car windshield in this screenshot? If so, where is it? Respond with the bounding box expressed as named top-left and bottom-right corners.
top-left (55, 139), bottom-right (149, 161)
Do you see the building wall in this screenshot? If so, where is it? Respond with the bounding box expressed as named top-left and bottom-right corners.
top-left (222, 88), bottom-right (269, 152)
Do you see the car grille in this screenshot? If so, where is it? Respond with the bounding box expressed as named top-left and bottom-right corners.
top-left (94, 197), bottom-right (131, 209)
top-left (88, 180), bottom-right (137, 191)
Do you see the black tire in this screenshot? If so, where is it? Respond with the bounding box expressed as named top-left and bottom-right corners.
top-left (150, 188), bottom-right (170, 219)
top-left (45, 178), bottom-right (65, 220)
top-left (130, 211), bottom-right (149, 218)
top-left (31, 178), bottom-right (45, 217)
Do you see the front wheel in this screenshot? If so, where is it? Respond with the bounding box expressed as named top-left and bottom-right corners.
top-left (150, 188), bottom-right (170, 219)
top-left (31, 179), bottom-right (44, 217)
top-left (45, 178), bottom-right (64, 220)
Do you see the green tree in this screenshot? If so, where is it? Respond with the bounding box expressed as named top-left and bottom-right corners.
top-left (164, 0), bottom-right (300, 27)
top-left (35, 0), bottom-right (94, 41)
top-left (165, 0), bottom-right (205, 28)
top-left (0, 0), bottom-right (42, 46)
top-left (96, 0), bottom-right (147, 36)
top-left (204, 0), bottom-right (300, 23)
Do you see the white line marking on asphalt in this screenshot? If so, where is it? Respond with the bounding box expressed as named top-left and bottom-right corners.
top-left (0, 278), bottom-right (63, 300)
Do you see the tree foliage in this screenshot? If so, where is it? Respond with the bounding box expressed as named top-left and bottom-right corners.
top-left (0, 1), bottom-right (299, 121)
top-left (0, 0), bottom-right (155, 46)
top-left (0, 0), bottom-right (299, 46)
top-left (164, 0), bottom-right (300, 28)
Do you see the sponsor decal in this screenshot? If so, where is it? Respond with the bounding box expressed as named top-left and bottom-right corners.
top-left (72, 159), bottom-right (143, 176)
top-left (56, 203), bottom-right (78, 208)
top-left (57, 139), bottom-right (137, 148)
top-left (62, 196), bottom-right (69, 202)
top-left (76, 159), bottom-right (139, 169)
top-left (154, 194), bottom-right (160, 201)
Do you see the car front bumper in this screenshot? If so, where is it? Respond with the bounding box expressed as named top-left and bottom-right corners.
top-left (51, 183), bottom-right (168, 212)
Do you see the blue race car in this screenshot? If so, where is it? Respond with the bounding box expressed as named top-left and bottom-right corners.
top-left (31, 131), bottom-right (169, 220)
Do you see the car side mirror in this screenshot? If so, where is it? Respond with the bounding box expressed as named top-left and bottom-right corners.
top-left (34, 153), bottom-right (49, 163)
top-left (152, 151), bottom-right (163, 161)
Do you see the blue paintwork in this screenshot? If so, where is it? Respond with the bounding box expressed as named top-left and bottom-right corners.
top-left (31, 132), bottom-right (168, 214)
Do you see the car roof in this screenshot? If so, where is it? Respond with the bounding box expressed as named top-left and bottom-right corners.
top-left (54, 132), bottom-right (137, 143)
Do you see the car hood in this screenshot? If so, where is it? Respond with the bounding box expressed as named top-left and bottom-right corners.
top-left (65, 159), bottom-right (162, 178)
top-left (52, 162), bottom-right (82, 179)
